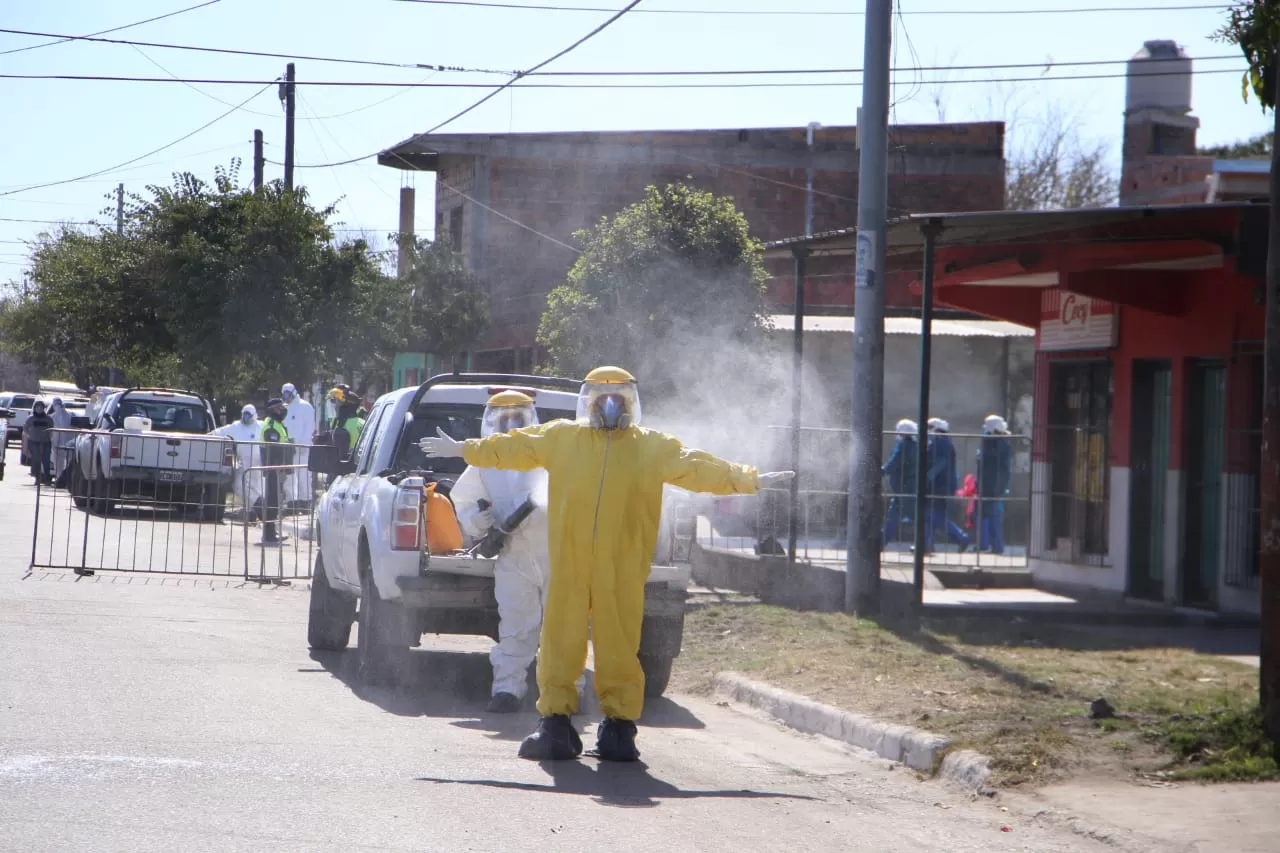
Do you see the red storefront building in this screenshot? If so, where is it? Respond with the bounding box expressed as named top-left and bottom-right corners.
top-left (781, 203), bottom-right (1265, 616)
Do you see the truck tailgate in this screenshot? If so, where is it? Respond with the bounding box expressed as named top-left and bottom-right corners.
top-left (118, 432), bottom-right (229, 474)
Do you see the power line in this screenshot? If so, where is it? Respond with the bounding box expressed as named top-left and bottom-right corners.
top-left (0, 65), bottom-right (1244, 90)
top-left (0, 0), bottom-right (222, 56)
top-left (293, 0), bottom-right (644, 169)
top-left (0, 24), bottom-right (1240, 79)
top-left (0, 27), bottom-right (511, 75)
top-left (391, 0), bottom-right (1229, 15)
top-left (0, 217), bottom-right (97, 225)
top-left (0, 84), bottom-right (273, 199)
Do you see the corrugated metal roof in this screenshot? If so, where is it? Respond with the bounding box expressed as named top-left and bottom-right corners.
top-left (766, 315), bottom-right (1034, 337)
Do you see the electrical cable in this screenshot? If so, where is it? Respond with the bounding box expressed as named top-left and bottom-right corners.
top-left (285, 0), bottom-right (643, 169)
top-left (0, 26), bottom-right (511, 74)
top-left (0, 84), bottom-right (273, 199)
top-left (0, 65), bottom-right (1243, 89)
top-left (0, 0), bottom-right (222, 56)
top-left (391, 0), bottom-right (1230, 16)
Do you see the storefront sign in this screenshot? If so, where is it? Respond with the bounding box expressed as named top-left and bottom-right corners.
top-left (1039, 289), bottom-right (1118, 351)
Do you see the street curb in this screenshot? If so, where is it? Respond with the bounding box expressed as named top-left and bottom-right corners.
top-left (712, 672), bottom-right (990, 789)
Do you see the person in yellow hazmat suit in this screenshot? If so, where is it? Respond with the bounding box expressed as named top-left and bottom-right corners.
top-left (420, 366), bottom-right (795, 762)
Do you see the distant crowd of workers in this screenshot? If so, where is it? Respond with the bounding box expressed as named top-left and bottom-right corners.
top-left (214, 383), bottom-right (367, 546)
top-left (880, 413), bottom-right (1014, 555)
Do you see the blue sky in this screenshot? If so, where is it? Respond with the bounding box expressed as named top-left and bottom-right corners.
top-left (0, 1), bottom-right (1271, 283)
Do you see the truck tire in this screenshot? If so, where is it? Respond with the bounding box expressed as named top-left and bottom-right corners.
top-left (357, 560), bottom-right (413, 687)
top-left (70, 464), bottom-right (89, 510)
top-left (90, 472), bottom-right (116, 515)
top-left (640, 653), bottom-right (675, 698)
top-left (308, 554), bottom-right (355, 651)
top-left (199, 486), bottom-right (227, 523)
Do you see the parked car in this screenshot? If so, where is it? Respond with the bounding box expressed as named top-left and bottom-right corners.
top-left (0, 392), bottom-right (37, 448)
top-left (70, 388), bottom-right (235, 519)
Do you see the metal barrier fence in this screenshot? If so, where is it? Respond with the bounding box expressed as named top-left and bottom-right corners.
top-left (693, 430), bottom-right (1031, 570)
top-left (28, 429), bottom-right (315, 582)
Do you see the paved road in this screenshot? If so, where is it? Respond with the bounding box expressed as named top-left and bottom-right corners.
top-left (0, 446), bottom-right (1112, 853)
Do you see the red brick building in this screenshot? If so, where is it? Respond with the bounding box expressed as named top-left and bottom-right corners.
top-left (377, 123), bottom-right (1006, 370)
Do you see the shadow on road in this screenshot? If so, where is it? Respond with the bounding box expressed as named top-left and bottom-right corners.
top-left (309, 648), bottom-right (708, 738)
top-left (417, 759), bottom-right (815, 808)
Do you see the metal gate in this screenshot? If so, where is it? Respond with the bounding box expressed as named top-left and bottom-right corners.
top-left (29, 430), bottom-right (315, 583)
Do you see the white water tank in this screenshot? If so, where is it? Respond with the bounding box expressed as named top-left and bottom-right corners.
top-left (1126, 40), bottom-right (1192, 115)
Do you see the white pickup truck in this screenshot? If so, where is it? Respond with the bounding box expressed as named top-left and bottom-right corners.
top-left (70, 387), bottom-right (235, 520)
top-left (305, 373), bottom-right (692, 697)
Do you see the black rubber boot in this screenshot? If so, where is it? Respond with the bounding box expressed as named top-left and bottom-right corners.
top-left (486, 692), bottom-right (522, 714)
top-left (595, 718), bottom-right (640, 762)
top-left (518, 715), bottom-right (583, 761)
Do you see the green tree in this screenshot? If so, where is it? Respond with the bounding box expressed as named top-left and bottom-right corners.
top-left (1215, 0), bottom-right (1280, 754)
top-left (1198, 130), bottom-right (1274, 158)
top-left (537, 183), bottom-right (768, 406)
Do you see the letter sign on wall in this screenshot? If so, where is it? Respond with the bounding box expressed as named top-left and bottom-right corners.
top-left (1039, 288), bottom-right (1119, 352)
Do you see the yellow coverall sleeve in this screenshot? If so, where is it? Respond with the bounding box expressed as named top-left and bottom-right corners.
top-left (659, 438), bottom-right (760, 495)
top-left (461, 422), bottom-right (552, 472)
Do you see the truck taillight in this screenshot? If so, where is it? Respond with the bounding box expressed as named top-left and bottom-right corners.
top-left (221, 442), bottom-right (235, 467)
top-left (109, 435), bottom-right (122, 459)
top-left (391, 481), bottom-right (424, 551)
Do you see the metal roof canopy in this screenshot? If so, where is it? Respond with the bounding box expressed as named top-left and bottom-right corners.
top-left (762, 201), bottom-right (1269, 261)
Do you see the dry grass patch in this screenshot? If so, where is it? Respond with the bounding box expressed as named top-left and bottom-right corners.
top-left (671, 604), bottom-right (1264, 786)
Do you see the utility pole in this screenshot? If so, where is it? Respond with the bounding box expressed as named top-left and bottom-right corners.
top-left (281, 63), bottom-right (296, 191)
top-left (845, 0), bottom-right (893, 616)
top-left (1259, 69), bottom-right (1280, 752)
top-left (115, 183), bottom-right (124, 235)
top-left (253, 130), bottom-right (264, 191)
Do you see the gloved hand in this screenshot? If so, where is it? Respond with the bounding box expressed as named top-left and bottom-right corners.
top-left (759, 470), bottom-right (797, 487)
top-left (475, 506), bottom-right (496, 530)
top-left (419, 426), bottom-right (464, 458)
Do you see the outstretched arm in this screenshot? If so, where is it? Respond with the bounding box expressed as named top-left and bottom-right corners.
top-left (420, 423), bottom-right (550, 472)
top-left (659, 437), bottom-right (795, 495)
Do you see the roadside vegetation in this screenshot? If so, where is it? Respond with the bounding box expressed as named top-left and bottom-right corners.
top-left (673, 603), bottom-right (1273, 787)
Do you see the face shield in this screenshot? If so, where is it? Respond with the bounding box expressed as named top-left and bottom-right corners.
top-left (481, 403), bottom-right (539, 438)
top-left (241, 405), bottom-right (257, 426)
top-left (281, 383), bottom-right (297, 404)
top-left (576, 382), bottom-right (641, 431)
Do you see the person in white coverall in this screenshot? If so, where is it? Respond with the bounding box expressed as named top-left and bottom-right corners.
top-left (281, 382), bottom-right (315, 506)
top-left (449, 391), bottom-right (583, 714)
top-left (213, 405), bottom-right (264, 514)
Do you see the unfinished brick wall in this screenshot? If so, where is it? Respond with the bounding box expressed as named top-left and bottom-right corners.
top-left (405, 123), bottom-right (1005, 353)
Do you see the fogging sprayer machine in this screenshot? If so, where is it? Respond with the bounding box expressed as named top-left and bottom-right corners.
top-left (469, 496), bottom-right (537, 558)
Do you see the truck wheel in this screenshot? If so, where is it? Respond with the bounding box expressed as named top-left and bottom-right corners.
top-left (640, 653), bottom-right (675, 698)
top-left (70, 465), bottom-right (89, 510)
top-left (199, 486), bottom-right (227, 523)
top-left (308, 554), bottom-right (355, 651)
top-left (357, 564), bottom-right (412, 687)
top-left (90, 473), bottom-right (116, 515)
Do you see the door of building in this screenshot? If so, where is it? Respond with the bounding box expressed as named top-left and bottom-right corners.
top-left (1128, 360), bottom-right (1171, 601)
top-left (1046, 360), bottom-right (1112, 563)
top-left (1182, 359), bottom-right (1226, 608)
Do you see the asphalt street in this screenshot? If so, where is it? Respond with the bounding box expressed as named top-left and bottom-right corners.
top-left (0, 445), bottom-right (1114, 853)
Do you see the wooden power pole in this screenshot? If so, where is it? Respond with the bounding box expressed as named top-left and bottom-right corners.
top-left (281, 64), bottom-right (296, 191)
top-left (253, 130), bottom-right (264, 191)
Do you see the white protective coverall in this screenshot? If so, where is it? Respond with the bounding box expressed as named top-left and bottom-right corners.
top-left (213, 405), bottom-right (264, 509)
top-left (452, 465), bottom-right (554, 699)
top-left (48, 397), bottom-right (75, 480)
top-left (282, 384), bottom-right (316, 503)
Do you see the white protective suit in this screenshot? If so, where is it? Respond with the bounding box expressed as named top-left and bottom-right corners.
top-left (213, 406), bottom-right (264, 509)
top-left (281, 384), bottom-right (316, 503)
top-left (452, 464), bottom-right (556, 700)
top-left (48, 397), bottom-right (75, 481)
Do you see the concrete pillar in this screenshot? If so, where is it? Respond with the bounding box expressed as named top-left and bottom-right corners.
top-left (397, 186), bottom-right (416, 279)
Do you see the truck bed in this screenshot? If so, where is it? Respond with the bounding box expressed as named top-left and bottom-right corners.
top-left (424, 554), bottom-right (691, 588)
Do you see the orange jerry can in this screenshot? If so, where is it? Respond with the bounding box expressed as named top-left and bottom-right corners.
top-left (421, 481), bottom-right (464, 554)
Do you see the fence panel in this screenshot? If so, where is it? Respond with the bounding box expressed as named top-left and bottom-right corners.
top-left (691, 427), bottom-right (1031, 570)
top-left (29, 429), bottom-right (314, 582)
